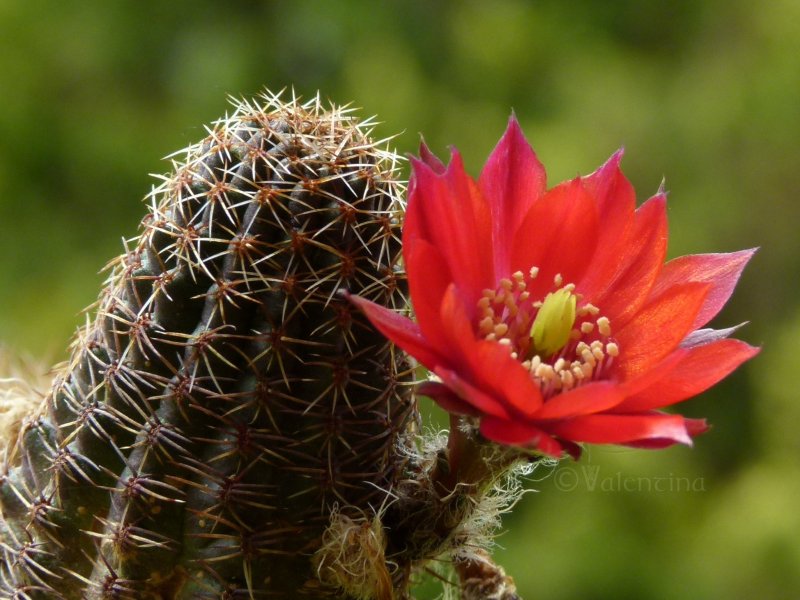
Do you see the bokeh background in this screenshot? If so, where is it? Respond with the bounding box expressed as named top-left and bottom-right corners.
top-left (1, 1), bottom-right (797, 598)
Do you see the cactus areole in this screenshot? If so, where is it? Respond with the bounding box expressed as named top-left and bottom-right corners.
top-left (0, 92), bottom-right (419, 599)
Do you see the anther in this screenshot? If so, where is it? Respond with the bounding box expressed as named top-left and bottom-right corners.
top-left (597, 316), bottom-right (611, 337)
top-left (580, 322), bottom-right (595, 334)
top-left (561, 370), bottom-right (575, 389)
top-left (479, 317), bottom-right (494, 335)
top-left (581, 349), bottom-right (596, 367)
top-left (606, 342), bottom-right (619, 357)
top-left (582, 303), bottom-right (600, 316)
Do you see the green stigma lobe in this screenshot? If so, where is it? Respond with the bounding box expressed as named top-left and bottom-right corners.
top-left (530, 287), bottom-right (577, 357)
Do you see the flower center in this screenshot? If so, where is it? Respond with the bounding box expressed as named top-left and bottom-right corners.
top-left (476, 269), bottom-right (619, 399)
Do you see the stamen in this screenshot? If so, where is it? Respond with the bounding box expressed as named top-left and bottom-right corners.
top-left (560, 370), bottom-right (575, 389)
top-left (493, 323), bottom-right (509, 337)
top-left (581, 303), bottom-right (600, 316)
top-left (473, 266), bottom-right (620, 399)
top-left (597, 316), bottom-right (611, 337)
top-left (479, 316), bottom-right (494, 331)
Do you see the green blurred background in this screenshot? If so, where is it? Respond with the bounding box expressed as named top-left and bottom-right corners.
top-left (0, 1), bottom-right (797, 598)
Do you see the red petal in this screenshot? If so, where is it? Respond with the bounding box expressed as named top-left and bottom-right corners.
top-left (479, 416), bottom-right (564, 457)
top-left (478, 116), bottom-right (547, 274)
top-left (418, 381), bottom-right (482, 417)
top-left (588, 194), bottom-right (668, 328)
top-left (405, 239), bottom-right (453, 353)
top-left (614, 339), bottom-right (759, 412)
top-left (547, 412), bottom-right (694, 446)
top-left (418, 139), bottom-right (446, 174)
top-left (434, 367), bottom-right (511, 420)
top-left (615, 282), bottom-right (710, 380)
top-left (577, 151), bottom-right (636, 298)
top-left (407, 153), bottom-right (494, 301)
top-left (437, 285), bottom-right (544, 416)
top-left (468, 341), bottom-right (544, 417)
top-left (533, 382), bottom-right (624, 420)
top-left (650, 249), bottom-right (756, 330)
top-left (347, 293), bottom-right (443, 370)
top-left (510, 178), bottom-right (599, 297)
top-left (435, 283), bottom-right (480, 365)
top-left (625, 417), bottom-right (708, 448)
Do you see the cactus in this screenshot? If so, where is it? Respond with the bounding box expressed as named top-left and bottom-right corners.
top-left (0, 91), bottom-right (419, 599)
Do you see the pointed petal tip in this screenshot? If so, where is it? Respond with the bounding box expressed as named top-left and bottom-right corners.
top-left (585, 147), bottom-right (625, 181)
top-left (686, 417), bottom-right (710, 438)
top-left (500, 113), bottom-right (533, 149)
top-left (417, 137), bottom-right (447, 174)
top-left (651, 188), bottom-right (669, 202)
top-left (606, 147), bottom-right (625, 167)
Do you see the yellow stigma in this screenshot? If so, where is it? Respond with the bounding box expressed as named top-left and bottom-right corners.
top-left (530, 287), bottom-right (577, 357)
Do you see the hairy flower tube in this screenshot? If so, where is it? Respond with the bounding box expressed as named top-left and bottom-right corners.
top-left (349, 118), bottom-right (758, 457)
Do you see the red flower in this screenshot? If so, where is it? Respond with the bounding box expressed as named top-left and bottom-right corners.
top-left (349, 118), bottom-right (758, 458)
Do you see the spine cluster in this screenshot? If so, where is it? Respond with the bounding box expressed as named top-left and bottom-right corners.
top-left (0, 91), bottom-right (417, 599)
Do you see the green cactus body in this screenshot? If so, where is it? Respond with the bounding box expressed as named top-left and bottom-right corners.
top-left (0, 92), bottom-right (417, 599)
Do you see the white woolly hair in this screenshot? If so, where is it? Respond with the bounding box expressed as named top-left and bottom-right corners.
top-left (0, 346), bottom-right (49, 462)
top-left (312, 503), bottom-right (395, 600)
